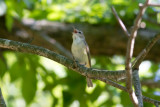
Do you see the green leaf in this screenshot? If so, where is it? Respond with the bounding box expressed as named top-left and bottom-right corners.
top-left (5, 14), bottom-right (13, 31)
top-left (120, 91), bottom-right (132, 106)
top-left (63, 91), bottom-right (73, 106)
top-left (0, 58), bottom-right (7, 78)
top-left (9, 62), bottom-right (24, 81)
top-left (22, 68), bottom-right (37, 104)
top-left (90, 86), bottom-right (103, 102)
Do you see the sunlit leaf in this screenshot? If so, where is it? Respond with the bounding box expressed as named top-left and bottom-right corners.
top-left (0, 58), bottom-right (7, 78)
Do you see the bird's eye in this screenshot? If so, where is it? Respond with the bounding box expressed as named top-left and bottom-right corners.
top-left (78, 31), bottom-right (82, 34)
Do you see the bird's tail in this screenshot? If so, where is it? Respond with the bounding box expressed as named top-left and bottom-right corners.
top-left (86, 77), bottom-right (93, 87)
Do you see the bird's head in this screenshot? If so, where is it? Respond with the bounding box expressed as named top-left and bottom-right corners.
top-left (72, 28), bottom-right (85, 41)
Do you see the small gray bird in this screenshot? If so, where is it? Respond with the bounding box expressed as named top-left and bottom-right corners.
top-left (71, 28), bottom-right (93, 87)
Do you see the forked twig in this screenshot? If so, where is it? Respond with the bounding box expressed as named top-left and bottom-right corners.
top-left (125, 0), bottom-right (150, 106)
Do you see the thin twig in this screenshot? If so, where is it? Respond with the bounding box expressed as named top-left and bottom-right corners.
top-left (133, 33), bottom-right (160, 68)
top-left (141, 79), bottom-right (160, 88)
top-left (143, 96), bottom-right (160, 106)
top-left (125, 0), bottom-right (150, 106)
top-left (111, 6), bottom-right (130, 37)
top-left (132, 49), bottom-right (145, 66)
top-left (148, 4), bottom-right (160, 7)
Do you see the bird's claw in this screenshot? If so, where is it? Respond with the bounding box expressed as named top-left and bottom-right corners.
top-left (74, 60), bottom-right (78, 68)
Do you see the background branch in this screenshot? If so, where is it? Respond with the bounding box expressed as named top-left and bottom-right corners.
top-left (148, 4), bottom-right (160, 7)
top-left (14, 20), bottom-right (72, 58)
top-left (133, 33), bottom-right (160, 69)
top-left (141, 80), bottom-right (160, 88)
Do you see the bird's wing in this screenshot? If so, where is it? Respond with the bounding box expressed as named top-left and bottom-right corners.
top-left (84, 41), bottom-right (91, 68)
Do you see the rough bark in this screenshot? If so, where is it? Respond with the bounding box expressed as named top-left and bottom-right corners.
top-left (133, 69), bottom-right (143, 107)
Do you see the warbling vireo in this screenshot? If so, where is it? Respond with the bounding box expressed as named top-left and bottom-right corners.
top-left (71, 28), bottom-right (93, 87)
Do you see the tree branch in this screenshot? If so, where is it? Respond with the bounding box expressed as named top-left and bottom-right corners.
top-left (133, 33), bottom-right (160, 69)
top-left (125, 0), bottom-right (150, 106)
top-left (155, 103), bottom-right (159, 107)
top-left (111, 6), bottom-right (130, 37)
top-left (132, 69), bottom-right (143, 107)
top-left (100, 78), bottom-right (160, 106)
top-left (0, 38), bottom-right (126, 80)
top-left (148, 3), bottom-right (160, 7)
top-left (141, 80), bottom-right (160, 88)
top-left (0, 38), bottom-right (159, 105)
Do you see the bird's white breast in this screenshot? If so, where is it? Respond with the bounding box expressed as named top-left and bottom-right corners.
top-left (71, 36), bottom-right (88, 64)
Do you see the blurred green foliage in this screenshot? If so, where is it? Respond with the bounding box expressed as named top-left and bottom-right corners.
top-left (2, 0), bottom-right (160, 30)
top-left (0, 0), bottom-right (160, 106)
top-left (0, 52), bottom-right (159, 107)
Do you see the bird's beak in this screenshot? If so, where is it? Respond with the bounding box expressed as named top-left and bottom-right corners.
top-left (73, 28), bottom-right (77, 34)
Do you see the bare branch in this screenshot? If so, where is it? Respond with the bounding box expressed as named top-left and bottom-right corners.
top-left (100, 78), bottom-right (160, 106)
top-left (125, 0), bottom-right (150, 106)
top-left (148, 4), bottom-right (160, 7)
top-left (141, 80), bottom-right (160, 88)
top-left (132, 49), bottom-right (145, 66)
top-left (111, 6), bottom-right (130, 37)
top-left (133, 33), bottom-right (160, 68)
top-left (133, 69), bottom-right (143, 107)
top-left (143, 96), bottom-right (160, 106)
